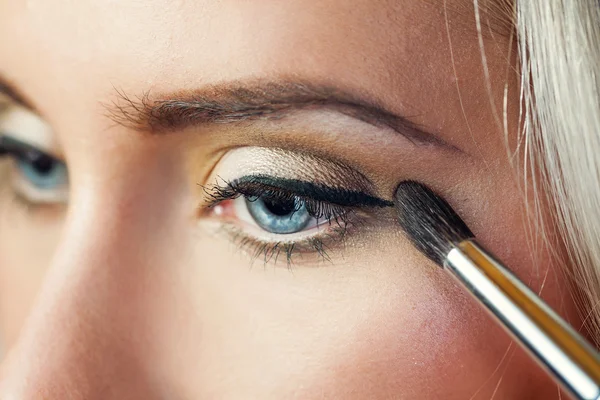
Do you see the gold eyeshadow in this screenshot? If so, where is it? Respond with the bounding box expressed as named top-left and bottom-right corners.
top-left (204, 146), bottom-right (380, 196)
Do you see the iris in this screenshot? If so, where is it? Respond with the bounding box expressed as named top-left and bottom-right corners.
top-left (245, 195), bottom-right (312, 234)
top-left (17, 150), bottom-right (67, 189)
top-left (0, 136), bottom-right (68, 190)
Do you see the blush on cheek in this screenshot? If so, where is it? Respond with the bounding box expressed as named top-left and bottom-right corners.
top-left (299, 268), bottom-right (556, 399)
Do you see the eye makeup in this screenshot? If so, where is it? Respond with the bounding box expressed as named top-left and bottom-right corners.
top-left (207, 146), bottom-right (382, 194)
top-left (200, 146), bottom-right (394, 266)
top-left (0, 135), bottom-right (51, 161)
top-left (0, 96), bottom-right (56, 153)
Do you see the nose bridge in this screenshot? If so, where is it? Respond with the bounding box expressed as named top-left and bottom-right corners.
top-left (0, 188), bottom-right (170, 398)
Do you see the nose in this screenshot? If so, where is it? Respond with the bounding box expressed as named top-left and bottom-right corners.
top-left (0, 193), bottom-right (173, 399)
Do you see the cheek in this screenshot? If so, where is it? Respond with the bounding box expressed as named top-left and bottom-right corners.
top-left (168, 233), bottom-right (555, 399)
top-left (297, 261), bottom-right (556, 399)
top-left (0, 202), bottom-right (64, 346)
top-left (248, 225), bottom-right (561, 399)
top-left (292, 266), bottom-right (496, 398)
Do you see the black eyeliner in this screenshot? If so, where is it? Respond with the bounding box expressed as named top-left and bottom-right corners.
top-left (0, 135), bottom-right (65, 172)
top-left (232, 175), bottom-right (393, 208)
top-left (0, 135), bottom-right (30, 157)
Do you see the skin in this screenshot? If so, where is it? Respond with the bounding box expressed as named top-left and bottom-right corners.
top-left (0, 0), bottom-right (581, 398)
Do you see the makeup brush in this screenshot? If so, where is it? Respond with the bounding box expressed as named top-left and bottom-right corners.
top-left (394, 181), bottom-right (600, 400)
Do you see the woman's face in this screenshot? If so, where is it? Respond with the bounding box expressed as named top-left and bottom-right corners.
top-left (0, 1), bottom-right (576, 398)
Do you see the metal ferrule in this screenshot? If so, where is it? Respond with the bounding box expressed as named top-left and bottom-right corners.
top-left (445, 241), bottom-right (600, 400)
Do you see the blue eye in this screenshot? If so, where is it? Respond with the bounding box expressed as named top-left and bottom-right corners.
top-left (0, 135), bottom-right (69, 202)
top-left (16, 151), bottom-right (68, 189)
top-left (245, 195), bottom-right (312, 234)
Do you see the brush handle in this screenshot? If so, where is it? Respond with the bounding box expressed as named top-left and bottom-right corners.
top-left (445, 241), bottom-right (600, 400)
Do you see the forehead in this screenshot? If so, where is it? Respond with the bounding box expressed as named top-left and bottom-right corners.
top-left (0, 0), bottom-right (497, 86)
top-left (0, 0), bottom-right (513, 151)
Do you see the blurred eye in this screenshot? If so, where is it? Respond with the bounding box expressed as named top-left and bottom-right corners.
top-left (0, 97), bottom-right (68, 205)
top-left (0, 136), bottom-right (69, 204)
top-left (15, 140), bottom-right (67, 189)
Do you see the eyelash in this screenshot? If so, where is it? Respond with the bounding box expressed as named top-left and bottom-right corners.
top-left (202, 177), bottom-right (366, 266)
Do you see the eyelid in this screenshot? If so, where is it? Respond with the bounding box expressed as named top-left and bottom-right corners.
top-left (0, 104), bottom-right (61, 158)
top-left (0, 135), bottom-right (64, 163)
top-left (205, 146), bottom-right (380, 198)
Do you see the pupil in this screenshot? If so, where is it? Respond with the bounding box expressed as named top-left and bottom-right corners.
top-left (29, 152), bottom-right (55, 175)
top-left (262, 197), bottom-right (296, 216)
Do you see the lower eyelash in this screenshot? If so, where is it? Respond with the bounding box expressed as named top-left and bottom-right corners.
top-left (214, 217), bottom-right (354, 268)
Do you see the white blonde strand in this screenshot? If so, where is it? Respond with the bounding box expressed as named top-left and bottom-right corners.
top-left (516, 1), bottom-right (600, 343)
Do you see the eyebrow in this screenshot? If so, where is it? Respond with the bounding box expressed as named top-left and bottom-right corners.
top-left (0, 77), bottom-right (34, 111)
top-left (107, 79), bottom-right (451, 147)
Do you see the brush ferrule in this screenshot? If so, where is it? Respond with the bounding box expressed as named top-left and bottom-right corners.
top-left (445, 241), bottom-right (600, 400)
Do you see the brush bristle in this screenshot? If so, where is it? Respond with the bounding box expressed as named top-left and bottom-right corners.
top-left (394, 181), bottom-right (474, 266)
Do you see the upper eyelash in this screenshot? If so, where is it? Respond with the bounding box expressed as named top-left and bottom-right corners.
top-left (0, 135), bottom-right (16, 157)
top-left (203, 175), bottom-right (392, 215)
top-left (0, 135), bottom-right (58, 162)
top-left (203, 177), bottom-right (356, 224)
top-left (0, 135), bottom-right (29, 157)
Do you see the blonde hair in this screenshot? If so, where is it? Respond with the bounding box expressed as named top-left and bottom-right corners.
top-left (515, 1), bottom-right (600, 344)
